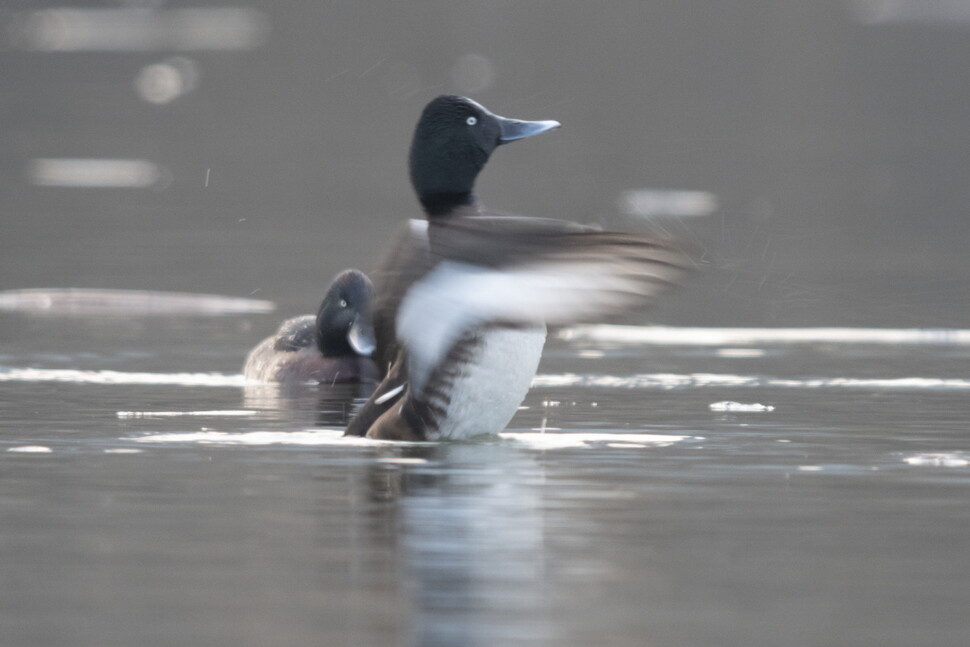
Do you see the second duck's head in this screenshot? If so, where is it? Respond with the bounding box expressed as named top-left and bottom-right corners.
top-left (409, 95), bottom-right (560, 217)
top-left (315, 269), bottom-right (376, 358)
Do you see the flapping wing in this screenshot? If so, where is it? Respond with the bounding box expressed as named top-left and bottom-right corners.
top-left (368, 220), bottom-right (433, 372)
top-left (368, 215), bottom-right (589, 373)
top-left (399, 221), bottom-right (693, 393)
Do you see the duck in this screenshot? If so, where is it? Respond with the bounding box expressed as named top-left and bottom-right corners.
top-left (344, 95), bottom-right (691, 440)
top-left (243, 269), bottom-right (379, 384)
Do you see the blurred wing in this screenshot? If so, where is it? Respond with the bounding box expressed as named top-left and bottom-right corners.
top-left (369, 216), bottom-right (594, 372)
top-left (398, 229), bottom-right (692, 393)
top-left (369, 220), bottom-right (433, 371)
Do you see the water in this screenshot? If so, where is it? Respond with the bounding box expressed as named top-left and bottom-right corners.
top-left (2, 311), bottom-right (968, 647)
top-left (4, 2), bottom-right (970, 645)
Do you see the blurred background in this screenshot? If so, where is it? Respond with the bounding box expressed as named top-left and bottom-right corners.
top-left (2, 0), bottom-right (968, 328)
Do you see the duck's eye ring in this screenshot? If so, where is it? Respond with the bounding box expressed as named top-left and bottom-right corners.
top-left (339, 299), bottom-right (348, 308)
top-left (466, 116), bottom-right (477, 126)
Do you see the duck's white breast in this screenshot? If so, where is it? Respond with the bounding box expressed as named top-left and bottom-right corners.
top-left (428, 325), bottom-right (546, 440)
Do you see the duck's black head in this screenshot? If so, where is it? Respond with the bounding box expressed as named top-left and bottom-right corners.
top-left (408, 95), bottom-right (560, 217)
top-left (316, 269), bottom-right (376, 358)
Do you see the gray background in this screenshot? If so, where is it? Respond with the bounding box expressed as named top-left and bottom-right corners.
top-left (3, 1), bottom-right (968, 327)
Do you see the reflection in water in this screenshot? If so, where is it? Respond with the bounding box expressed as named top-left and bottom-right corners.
top-left (366, 444), bottom-right (552, 647)
top-left (243, 382), bottom-right (374, 427)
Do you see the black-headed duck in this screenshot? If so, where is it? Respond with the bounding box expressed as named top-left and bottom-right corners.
top-left (244, 269), bottom-right (378, 384)
top-left (345, 96), bottom-right (690, 440)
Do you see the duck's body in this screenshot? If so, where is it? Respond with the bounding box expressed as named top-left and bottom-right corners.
top-left (345, 96), bottom-right (690, 440)
top-left (361, 323), bottom-right (546, 441)
top-left (426, 324), bottom-right (546, 439)
top-left (244, 269), bottom-right (378, 385)
top-left (243, 316), bottom-right (378, 384)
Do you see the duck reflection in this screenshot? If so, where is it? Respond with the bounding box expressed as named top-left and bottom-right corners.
top-left (363, 443), bottom-right (553, 647)
top-left (243, 381), bottom-right (374, 427)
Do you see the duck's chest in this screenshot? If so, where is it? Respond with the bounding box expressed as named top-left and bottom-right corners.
top-left (425, 325), bottom-right (546, 440)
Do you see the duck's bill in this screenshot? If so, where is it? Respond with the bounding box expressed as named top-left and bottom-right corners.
top-left (348, 316), bottom-right (376, 356)
top-left (497, 117), bottom-right (561, 143)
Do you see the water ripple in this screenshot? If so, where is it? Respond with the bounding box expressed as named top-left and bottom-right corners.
top-left (130, 429), bottom-right (688, 449)
top-left (0, 367), bottom-right (247, 387)
top-left (560, 325), bottom-right (970, 346)
top-left (3, 367), bottom-right (970, 391)
top-left (534, 373), bottom-right (970, 390)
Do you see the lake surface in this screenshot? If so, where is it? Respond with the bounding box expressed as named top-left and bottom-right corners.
top-left (2, 312), bottom-right (968, 647)
top-left (3, 2), bottom-right (970, 645)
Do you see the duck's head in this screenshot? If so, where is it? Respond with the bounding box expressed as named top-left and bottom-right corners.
top-left (316, 269), bottom-right (376, 358)
top-left (408, 95), bottom-right (560, 217)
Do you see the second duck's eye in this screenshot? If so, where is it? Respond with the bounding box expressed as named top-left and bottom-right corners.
top-left (466, 116), bottom-right (477, 126)
top-left (339, 299), bottom-right (348, 308)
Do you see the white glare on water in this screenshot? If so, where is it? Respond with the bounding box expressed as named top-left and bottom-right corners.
top-left (561, 325), bottom-right (970, 346)
top-left (0, 289), bottom-right (276, 315)
top-left (850, 0), bottom-right (970, 26)
top-left (135, 57), bottom-right (199, 104)
top-left (618, 189), bottom-right (718, 218)
top-left (27, 158), bottom-right (164, 188)
top-left (14, 8), bottom-right (269, 52)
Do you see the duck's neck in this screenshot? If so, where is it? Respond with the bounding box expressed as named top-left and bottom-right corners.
top-left (419, 192), bottom-right (482, 218)
top-left (315, 318), bottom-right (351, 358)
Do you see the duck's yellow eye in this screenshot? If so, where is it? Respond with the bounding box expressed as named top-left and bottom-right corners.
top-left (466, 116), bottom-right (477, 126)
top-left (339, 299), bottom-right (348, 308)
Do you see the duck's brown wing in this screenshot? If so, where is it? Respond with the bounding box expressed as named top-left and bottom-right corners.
top-left (350, 215), bottom-right (694, 438)
top-left (401, 221), bottom-right (693, 393)
top-left (368, 221), bottom-right (433, 375)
